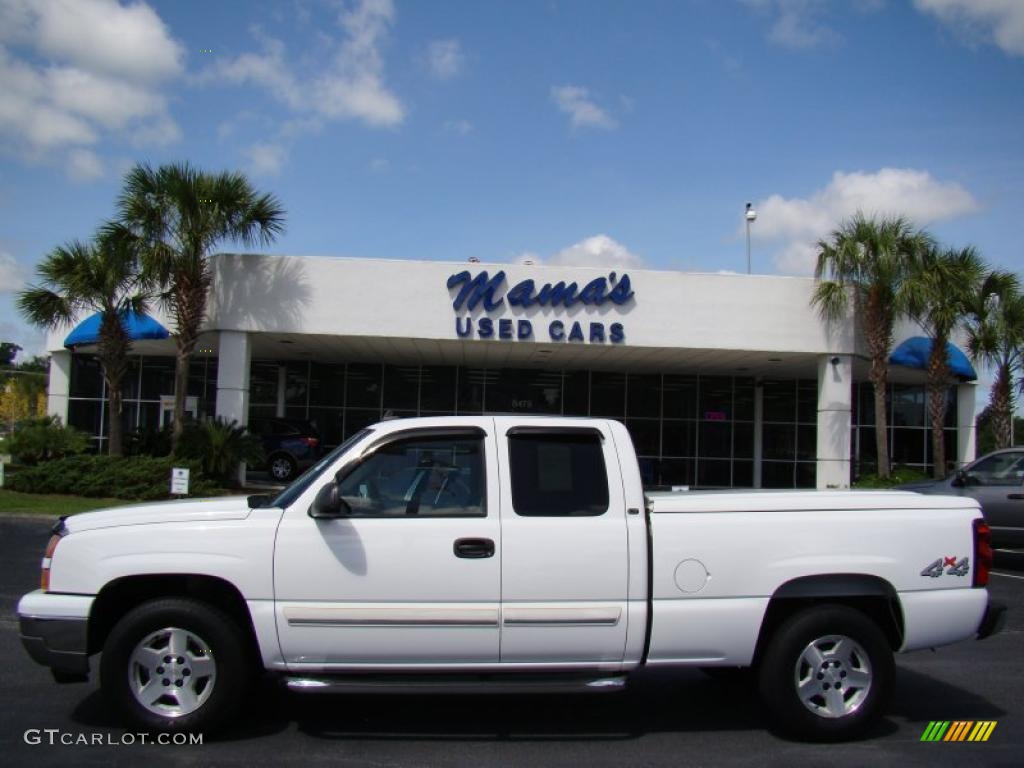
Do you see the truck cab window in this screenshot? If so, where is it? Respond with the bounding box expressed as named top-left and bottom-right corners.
top-left (337, 434), bottom-right (486, 517)
top-left (509, 432), bottom-right (609, 516)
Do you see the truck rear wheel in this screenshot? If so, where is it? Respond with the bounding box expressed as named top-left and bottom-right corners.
top-left (757, 604), bottom-right (893, 741)
top-left (100, 598), bottom-right (248, 733)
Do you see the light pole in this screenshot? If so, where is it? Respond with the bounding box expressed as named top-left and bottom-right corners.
top-left (745, 202), bottom-right (757, 274)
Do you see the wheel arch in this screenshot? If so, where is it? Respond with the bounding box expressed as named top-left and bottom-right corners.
top-left (88, 573), bottom-right (262, 668)
top-left (753, 574), bottom-right (904, 663)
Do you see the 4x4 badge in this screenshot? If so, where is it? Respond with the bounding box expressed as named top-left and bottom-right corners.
top-left (921, 557), bottom-right (970, 578)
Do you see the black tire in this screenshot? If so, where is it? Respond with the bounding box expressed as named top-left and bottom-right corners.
top-left (757, 604), bottom-right (894, 741)
top-left (268, 453), bottom-right (297, 482)
top-left (100, 598), bottom-right (250, 733)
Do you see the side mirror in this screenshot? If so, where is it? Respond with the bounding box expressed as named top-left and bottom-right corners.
top-left (951, 469), bottom-right (969, 488)
top-left (309, 482), bottom-right (348, 519)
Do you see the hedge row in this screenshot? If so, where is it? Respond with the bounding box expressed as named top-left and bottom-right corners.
top-left (7, 455), bottom-right (223, 500)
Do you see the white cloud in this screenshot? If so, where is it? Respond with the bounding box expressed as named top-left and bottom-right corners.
top-left (914, 0), bottom-right (1024, 56)
top-left (425, 39), bottom-right (463, 80)
top-left (524, 236), bottom-right (643, 268)
top-left (741, 0), bottom-right (840, 49)
top-left (0, 251), bottom-right (27, 293)
top-left (0, 0), bottom-right (183, 177)
top-left (242, 142), bottom-right (288, 176)
top-left (66, 148), bottom-right (104, 182)
top-left (206, 0), bottom-right (404, 129)
top-left (749, 168), bottom-right (979, 274)
top-left (0, 0), bottom-right (183, 80)
top-left (47, 67), bottom-right (167, 130)
top-left (444, 119), bottom-right (473, 135)
top-left (551, 85), bottom-right (616, 130)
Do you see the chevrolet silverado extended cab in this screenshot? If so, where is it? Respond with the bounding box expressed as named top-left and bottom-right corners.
top-left (18, 416), bottom-right (1005, 740)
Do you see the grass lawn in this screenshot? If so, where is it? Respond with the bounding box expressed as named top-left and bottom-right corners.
top-left (0, 489), bottom-right (132, 516)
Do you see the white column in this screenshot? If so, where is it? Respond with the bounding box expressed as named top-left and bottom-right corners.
top-left (956, 383), bottom-right (977, 467)
top-left (215, 331), bottom-right (251, 485)
top-left (816, 354), bottom-right (852, 489)
top-left (47, 350), bottom-right (71, 424)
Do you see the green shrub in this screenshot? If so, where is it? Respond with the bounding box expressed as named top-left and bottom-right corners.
top-left (7, 454), bottom-right (223, 500)
top-left (8, 416), bottom-right (90, 465)
top-left (174, 418), bottom-right (264, 486)
top-left (852, 466), bottom-right (929, 488)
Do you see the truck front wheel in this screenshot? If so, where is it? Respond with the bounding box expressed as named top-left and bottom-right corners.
top-left (100, 598), bottom-right (249, 733)
top-left (757, 604), bottom-right (894, 741)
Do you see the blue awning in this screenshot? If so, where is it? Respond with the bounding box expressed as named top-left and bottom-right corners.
top-left (64, 311), bottom-right (170, 348)
top-left (890, 336), bottom-right (976, 381)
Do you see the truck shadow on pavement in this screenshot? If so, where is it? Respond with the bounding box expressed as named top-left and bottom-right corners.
top-left (68, 665), bottom-right (1006, 743)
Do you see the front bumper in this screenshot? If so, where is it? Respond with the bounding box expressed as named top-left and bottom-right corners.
top-left (17, 590), bottom-right (94, 683)
top-left (977, 599), bottom-right (1007, 640)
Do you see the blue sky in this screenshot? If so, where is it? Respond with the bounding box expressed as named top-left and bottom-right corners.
top-left (1, 0), bottom-right (1023, 357)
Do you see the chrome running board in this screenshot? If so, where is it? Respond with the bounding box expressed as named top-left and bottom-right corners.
top-left (285, 673), bottom-right (628, 695)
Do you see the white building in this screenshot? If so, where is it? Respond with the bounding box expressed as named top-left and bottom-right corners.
top-left (44, 254), bottom-right (978, 489)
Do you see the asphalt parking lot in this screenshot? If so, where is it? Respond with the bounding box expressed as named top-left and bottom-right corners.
top-left (0, 514), bottom-right (1021, 767)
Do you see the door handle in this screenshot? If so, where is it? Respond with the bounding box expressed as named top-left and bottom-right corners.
top-left (453, 538), bottom-right (495, 559)
top-left (1007, 493), bottom-right (1024, 500)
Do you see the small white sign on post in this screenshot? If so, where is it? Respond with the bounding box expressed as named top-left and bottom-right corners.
top-left (170, 467), bottom-right (190, 496)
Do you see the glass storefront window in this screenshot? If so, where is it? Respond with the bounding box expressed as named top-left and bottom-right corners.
top-left (457, 368), bottom-right (486, 413)
top-left (420, 366), bottom-right (456, 412)
top-left (249, 362), bottom-right (279, 406)
top-left (70, 355), bottom-right (104, 398)
top-left (763, 423), bottom-right (796, 461)
top-left (346, 363), bottom-right (382, 409)
top-left (344, 408), bottom-right (380, 439)
top-left (658, 458), bottom-right (695, 487)
top-left (284, 362), bottom-right (309, 406)
top-left (626, 418), bottom-right (660, 456)
top-left (68, 399), bottom-right (103, 437)
top-left (590, 371), bottom-right (625, 417)
top-left (383, 365), bottom-right (420, 411)
top-left (309, 363), bottom-right (346, 408)
top-left (892, 385), bottom-right (926, 427)
top-left (697, 459), bottom-right (731, 488)
top-left (699, 421), bottom-right (731, 459)
top-left (563, 371), bottom-right (589, 415)
top-left (486, 368), bottom-right (562, 414)
top-left (663, 375), bottom-right (697, 420)
top-left (734, 378), bottom-right (755, 421)
top-left (627, 374), bottom-right (661, 418)
top-left (662, 420), bottom-right (697, 457)
top-left (762, 380), bottom-right (796, 423)
top-left (797, 380), bottom-right (817, 423)
top-left (699, 377), bottom-right (732, 419)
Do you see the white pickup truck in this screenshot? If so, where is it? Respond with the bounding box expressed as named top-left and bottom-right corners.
top-left (18, 416), bottom-right (1005, 740)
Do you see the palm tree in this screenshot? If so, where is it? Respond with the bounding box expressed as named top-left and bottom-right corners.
top-left (906, 246), bottom-right (987, 479)
top-left (17, 228), bottom-right (148, 457)
top-left (112, 162), bottom-right (285, 449)
top-left (966, 271), bottom-right (1024, 450)
top-left (811, 213), bottom-right (931, 479)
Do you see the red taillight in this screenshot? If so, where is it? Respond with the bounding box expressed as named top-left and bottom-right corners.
top-left (41, 534), bottom-right (61, 591)
top-left (973, 518), bottom-right (993, 588)
top-left (301, 437), bottom-right (319, 448)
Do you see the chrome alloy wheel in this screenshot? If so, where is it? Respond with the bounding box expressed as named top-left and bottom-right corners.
top-left (269, 457), bottom-right (293, 481)
top-left (794, 634), bottom-right (872, 719)
top-left (128, 627), bottom-right (217, 718)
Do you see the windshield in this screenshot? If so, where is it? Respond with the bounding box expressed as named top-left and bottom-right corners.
top-left (268, 428), bottom-right (373, 509)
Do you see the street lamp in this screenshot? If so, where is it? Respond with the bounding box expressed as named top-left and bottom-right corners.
top-left (745, 202), bottom-right (757, 274)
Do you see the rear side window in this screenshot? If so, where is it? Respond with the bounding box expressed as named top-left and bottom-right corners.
top-left (508, 432), bottom-right (609, 517)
